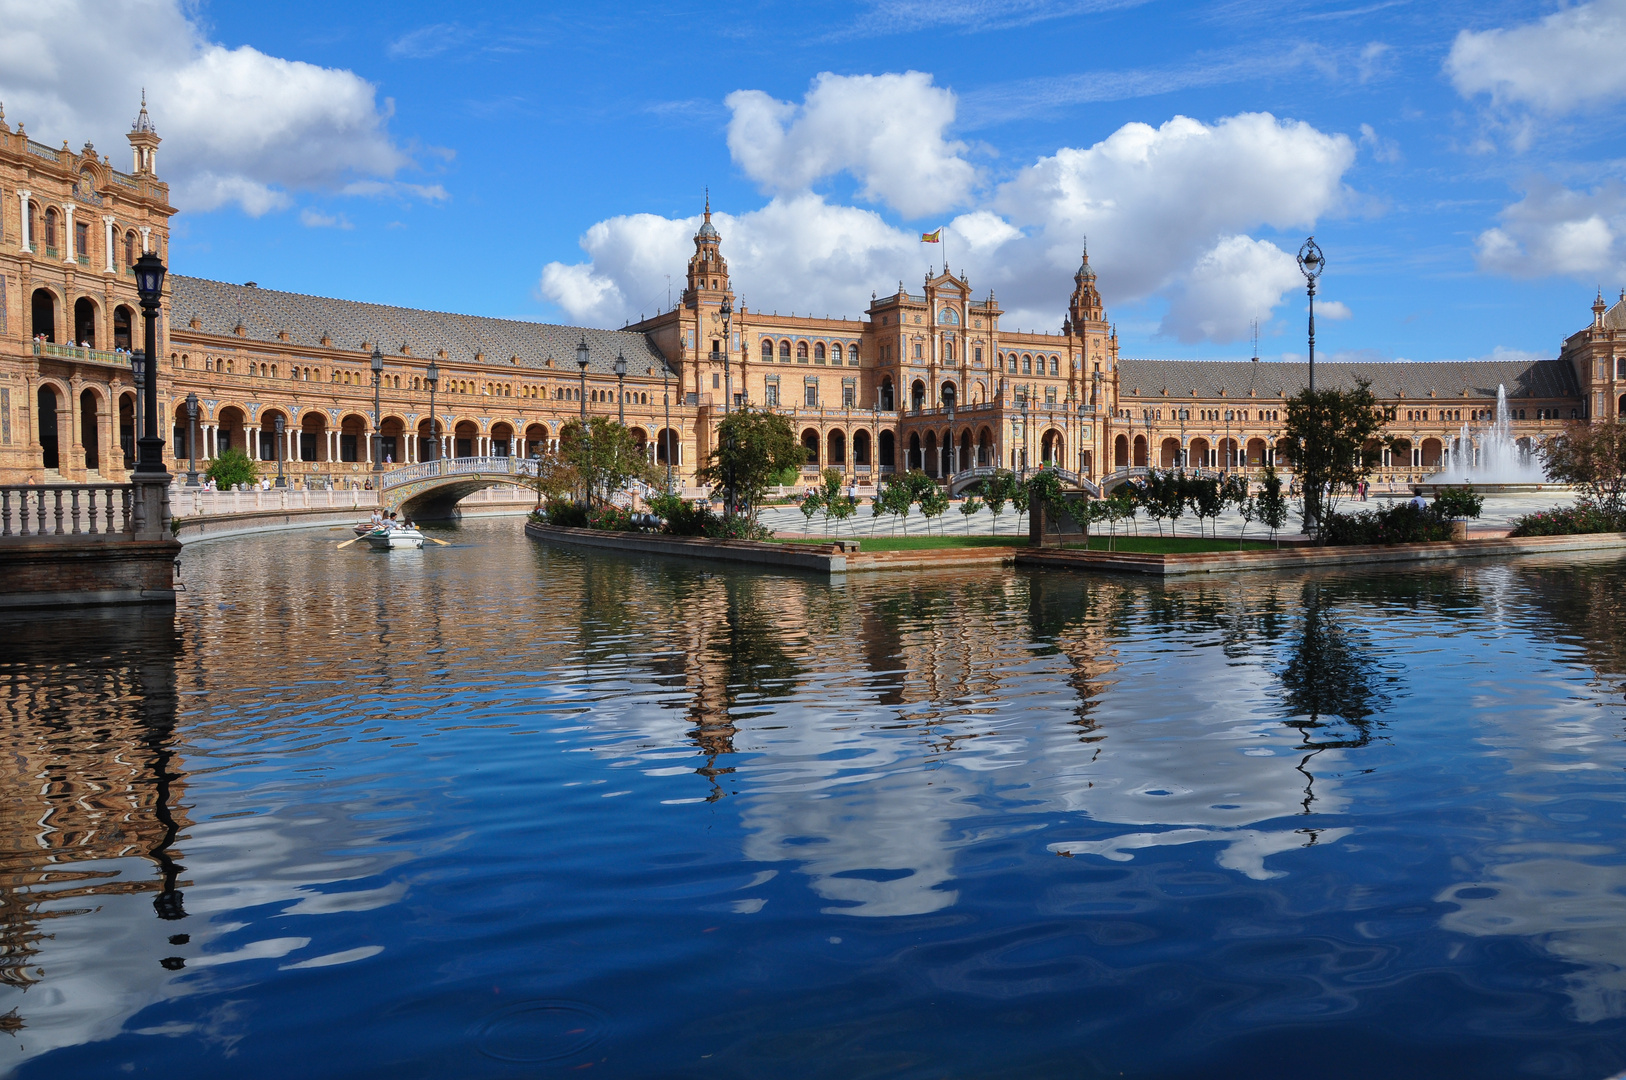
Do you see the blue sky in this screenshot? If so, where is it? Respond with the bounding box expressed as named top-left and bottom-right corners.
top-left (7, 0), bottom-right (1626, 364)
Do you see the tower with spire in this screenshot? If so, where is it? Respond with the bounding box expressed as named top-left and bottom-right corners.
top-left (128, 90), bottom-right (160, 176)
top-left (682, 194), bottom-right (731, 309)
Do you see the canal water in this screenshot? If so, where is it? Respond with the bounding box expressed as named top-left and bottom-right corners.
top-left (6, 518), bottom-right (1626, 1079)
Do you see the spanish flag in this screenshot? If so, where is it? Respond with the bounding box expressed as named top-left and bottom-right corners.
top-left (920, 228), bottom-right (942, 243)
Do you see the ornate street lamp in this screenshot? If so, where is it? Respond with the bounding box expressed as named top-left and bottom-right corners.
top-left (1297, 237), bottom-right (1325, 393)
top-left (576, 336), bottom-right (589, 421)
top-left (370, 346), bottom-right (384, 472)
top-left (425, 359), bottom-right (440, 462)
top-left (719, 296), bottom-right (733, 416)
top-left (132, 251), bottom-right (166, 474)
top-left (661, 362), bottom-right (673, 492)
top-left (184, 391), bottom-right (200, 486)
top-left (614, 350), bottom-right (627, 426)
top-left (1224, 409), bottom-right (1234, 470)
top-left (273, 413), bottom-right (286, 488)
top-left (130, 349), bottom-right (146, 469)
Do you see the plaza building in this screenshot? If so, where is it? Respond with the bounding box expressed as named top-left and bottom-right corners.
top-left (0, 101), bottom-right (1615, 492)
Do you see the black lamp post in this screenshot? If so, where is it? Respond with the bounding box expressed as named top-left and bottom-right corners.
top-left (719, 296), bottom-right (733, 415)
top-left (132, 251), bottom-right (166, 473)
top-left (1177, 408), bottom-right (1189, 468)
top-left (425, 360), bottom-right (440, 462)
top-left (1297, 237), bottom-right (1324, 393)
top-left (576, 336), bottom-right (589, 421)
top-left (614, 350), bottom-right (627, 426)
top-left (1224, 409), bottom-right (1234, 471)
top-left (273, 413), bottom-right (286, 488)
top-left (370, 346), bottom-right (384, 472)
top-left (184, 391), bottom-right (199, 486)
top-left (661, 363), bottom-right (672, 492)
top-left (130, 349), bottom-right (146, 470)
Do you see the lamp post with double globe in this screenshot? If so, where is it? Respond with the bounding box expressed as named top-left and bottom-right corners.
top-left (425, 359), bottom-right (440, 462)
top-left (184, 391), bottom-right (200, 486)
top-left (614, 351), bottom-right (627, 426)
top-left (370, 346), bottom-right (384, 474)
top-left (273, 413), bottom-right (286, 488)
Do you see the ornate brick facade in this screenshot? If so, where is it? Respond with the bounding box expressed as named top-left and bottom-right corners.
top-left (0, 104), bottom-right (1606, 491)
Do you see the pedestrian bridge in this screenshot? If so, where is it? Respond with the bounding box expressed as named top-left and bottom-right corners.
top-left (382, 456), bottom-right (540, 519)
top-left (946, 466), bottom-right (1101, 498)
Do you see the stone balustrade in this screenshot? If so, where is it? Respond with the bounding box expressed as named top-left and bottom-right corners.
top-left (0, 483), bottom-right (134, 539)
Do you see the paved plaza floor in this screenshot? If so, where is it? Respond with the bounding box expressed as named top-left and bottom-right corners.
top-left (756, 487), bottom-right (1577, 540)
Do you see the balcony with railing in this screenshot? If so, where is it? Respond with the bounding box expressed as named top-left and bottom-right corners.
top-left (34, 340), bottom-right (134, 369)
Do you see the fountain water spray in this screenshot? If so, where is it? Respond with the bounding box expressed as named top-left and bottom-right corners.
top-left (1434, 384), bottom-right (1546, 484)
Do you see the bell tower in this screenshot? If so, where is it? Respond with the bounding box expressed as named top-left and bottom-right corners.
top-left (1068, 241), bottom-right (1104, 327)
top-left (127, 89), bottom-right (160, 176)
top-left (682, 196), bottom-right (731, 308)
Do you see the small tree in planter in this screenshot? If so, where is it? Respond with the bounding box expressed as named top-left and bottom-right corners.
top-left (918, 484), bottom-right (951, 535)
top-left (1433, 485), bottom-right (1484, 539)
top-left (959, 495), bottom-right (984, 533)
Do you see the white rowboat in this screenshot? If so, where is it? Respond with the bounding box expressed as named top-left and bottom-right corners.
top-left (364, 527), bottom-right (424, 550)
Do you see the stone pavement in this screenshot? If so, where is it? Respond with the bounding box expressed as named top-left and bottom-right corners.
top-left (756, 489), bottom-right (1580, 541)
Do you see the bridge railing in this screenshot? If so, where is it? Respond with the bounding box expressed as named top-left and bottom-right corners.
top-left (0, 483), bottom-right (134, 540)
top-left (381, 455), bottom-right (531, 491)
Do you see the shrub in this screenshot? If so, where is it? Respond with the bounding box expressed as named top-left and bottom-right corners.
top-left (1433, 486), bottom-right (1484, 521)
top-left (1508, 503), bottom-right (1624, 537)
top-left (1320, 502), bottom-right (1452, 546)
top-left (205, 448), bottom-right (258, 489)
top-left (587, 505), bottom-right (637, 531)
top-left (649, 492), bottom-right (719, 537)
top-left (541, 500), bottom-right (588, 527)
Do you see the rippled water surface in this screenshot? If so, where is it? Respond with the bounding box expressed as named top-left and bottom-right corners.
top-left (7, 519), bottom-right (1626, 1078)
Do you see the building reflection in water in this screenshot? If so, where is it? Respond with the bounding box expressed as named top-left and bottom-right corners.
top-left (0, 608), bottom-right (187, 1047)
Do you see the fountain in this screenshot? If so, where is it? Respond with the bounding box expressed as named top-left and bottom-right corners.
top-left (1414, 383), bottom-right (1564, 494)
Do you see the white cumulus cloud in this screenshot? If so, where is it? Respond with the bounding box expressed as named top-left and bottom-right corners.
top-left (1476, 181), bottom-right (1626, 280)
top-left (0, 0), bottom-right (417, 216)
top-left (1158, 235), bottom-right (1304, 343)
top-left (725, 71), bottom-right (976, 219)
top-left (547, 86), bottom-right (1355, 345)
top-left (1448, 0), bottom-right (1626, 115)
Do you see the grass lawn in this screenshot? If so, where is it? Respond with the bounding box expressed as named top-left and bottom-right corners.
top-left (1063, 535), bottom-right (1278, 553)
top-left (776, 534), bottom-right (1028, 551)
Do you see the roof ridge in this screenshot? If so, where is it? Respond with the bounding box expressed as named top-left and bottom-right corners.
top-left (171, 275), bottom-right (650, 338)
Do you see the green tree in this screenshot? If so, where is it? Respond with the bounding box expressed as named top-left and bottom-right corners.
top-left (695, 407), bottom-right (804, 522)
top-left (1281, 379), bottom-right (1388, 538)
top-left (918, 484), bottom-right (950, 534)
top-left (1540, 419), bottom-right (1626, 522)
top-left (1026, 469), bottom-right (1068, 542)
top-left (205, 448), bottom-right (258, 490)
top-left (958, 495), bottom-right (983, 533)
top-left (559, 417), bottom-right (644, 505)
top-left (1191, 476), bottom-right (1224, 538)
top-left (1010, 474), bottom-right (1031, 533)
top-left (1257, 463), bottom-right (1289, 547)
top-left (799, 491), bottom-right (823, 530)
top-left (980, 472), bottom-right (1012, 535)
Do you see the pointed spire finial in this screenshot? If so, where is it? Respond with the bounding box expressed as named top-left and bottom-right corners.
top-left (704, 187), bottom-right (711, 219)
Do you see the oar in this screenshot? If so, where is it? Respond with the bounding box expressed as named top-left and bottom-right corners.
top-left (423, 535), bottom-right (451, 545)
top-left (336, 534), bottom-right (365, 549)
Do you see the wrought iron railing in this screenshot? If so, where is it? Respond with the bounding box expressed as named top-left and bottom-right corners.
top-left (34, 340), bottom-right (132, 367)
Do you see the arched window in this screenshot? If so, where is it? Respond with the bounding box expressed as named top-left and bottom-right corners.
top-left (944, 340), bottom-right (955, 361)
top-left (1008, 355), bottom-right (1017, 373)
top-left (797, 341), bottom-right (809, 360)
top-left (831, 343), bottom-right (844, 364)
top-left (761, 339), bottom-right (773, 361)
top-left (43, 207), bottom-right (58, 252)
top-left (814, 342), bottom-right (826, 362)
top-left (1022, 355), bottom-right (1032, 374)
top-left (1049, 356), bottom-right (1059, 375)
top-left (124, 231), bottom-right (137, 267)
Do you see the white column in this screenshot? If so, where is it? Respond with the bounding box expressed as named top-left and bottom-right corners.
top-left (365, 428), bottom-right (373, 464)
top-left (16, 191), bottom-right (30, 252)
top-left (139, 226), bottom-right (151, 253)
top-left (62, 203), bottom-right (76, 264)
top-left (103, 216), bottom-right (116, 272)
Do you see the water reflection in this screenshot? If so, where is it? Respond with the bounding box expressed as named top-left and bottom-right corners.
top-left (6, 527), bottom-right (1626, 1076)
